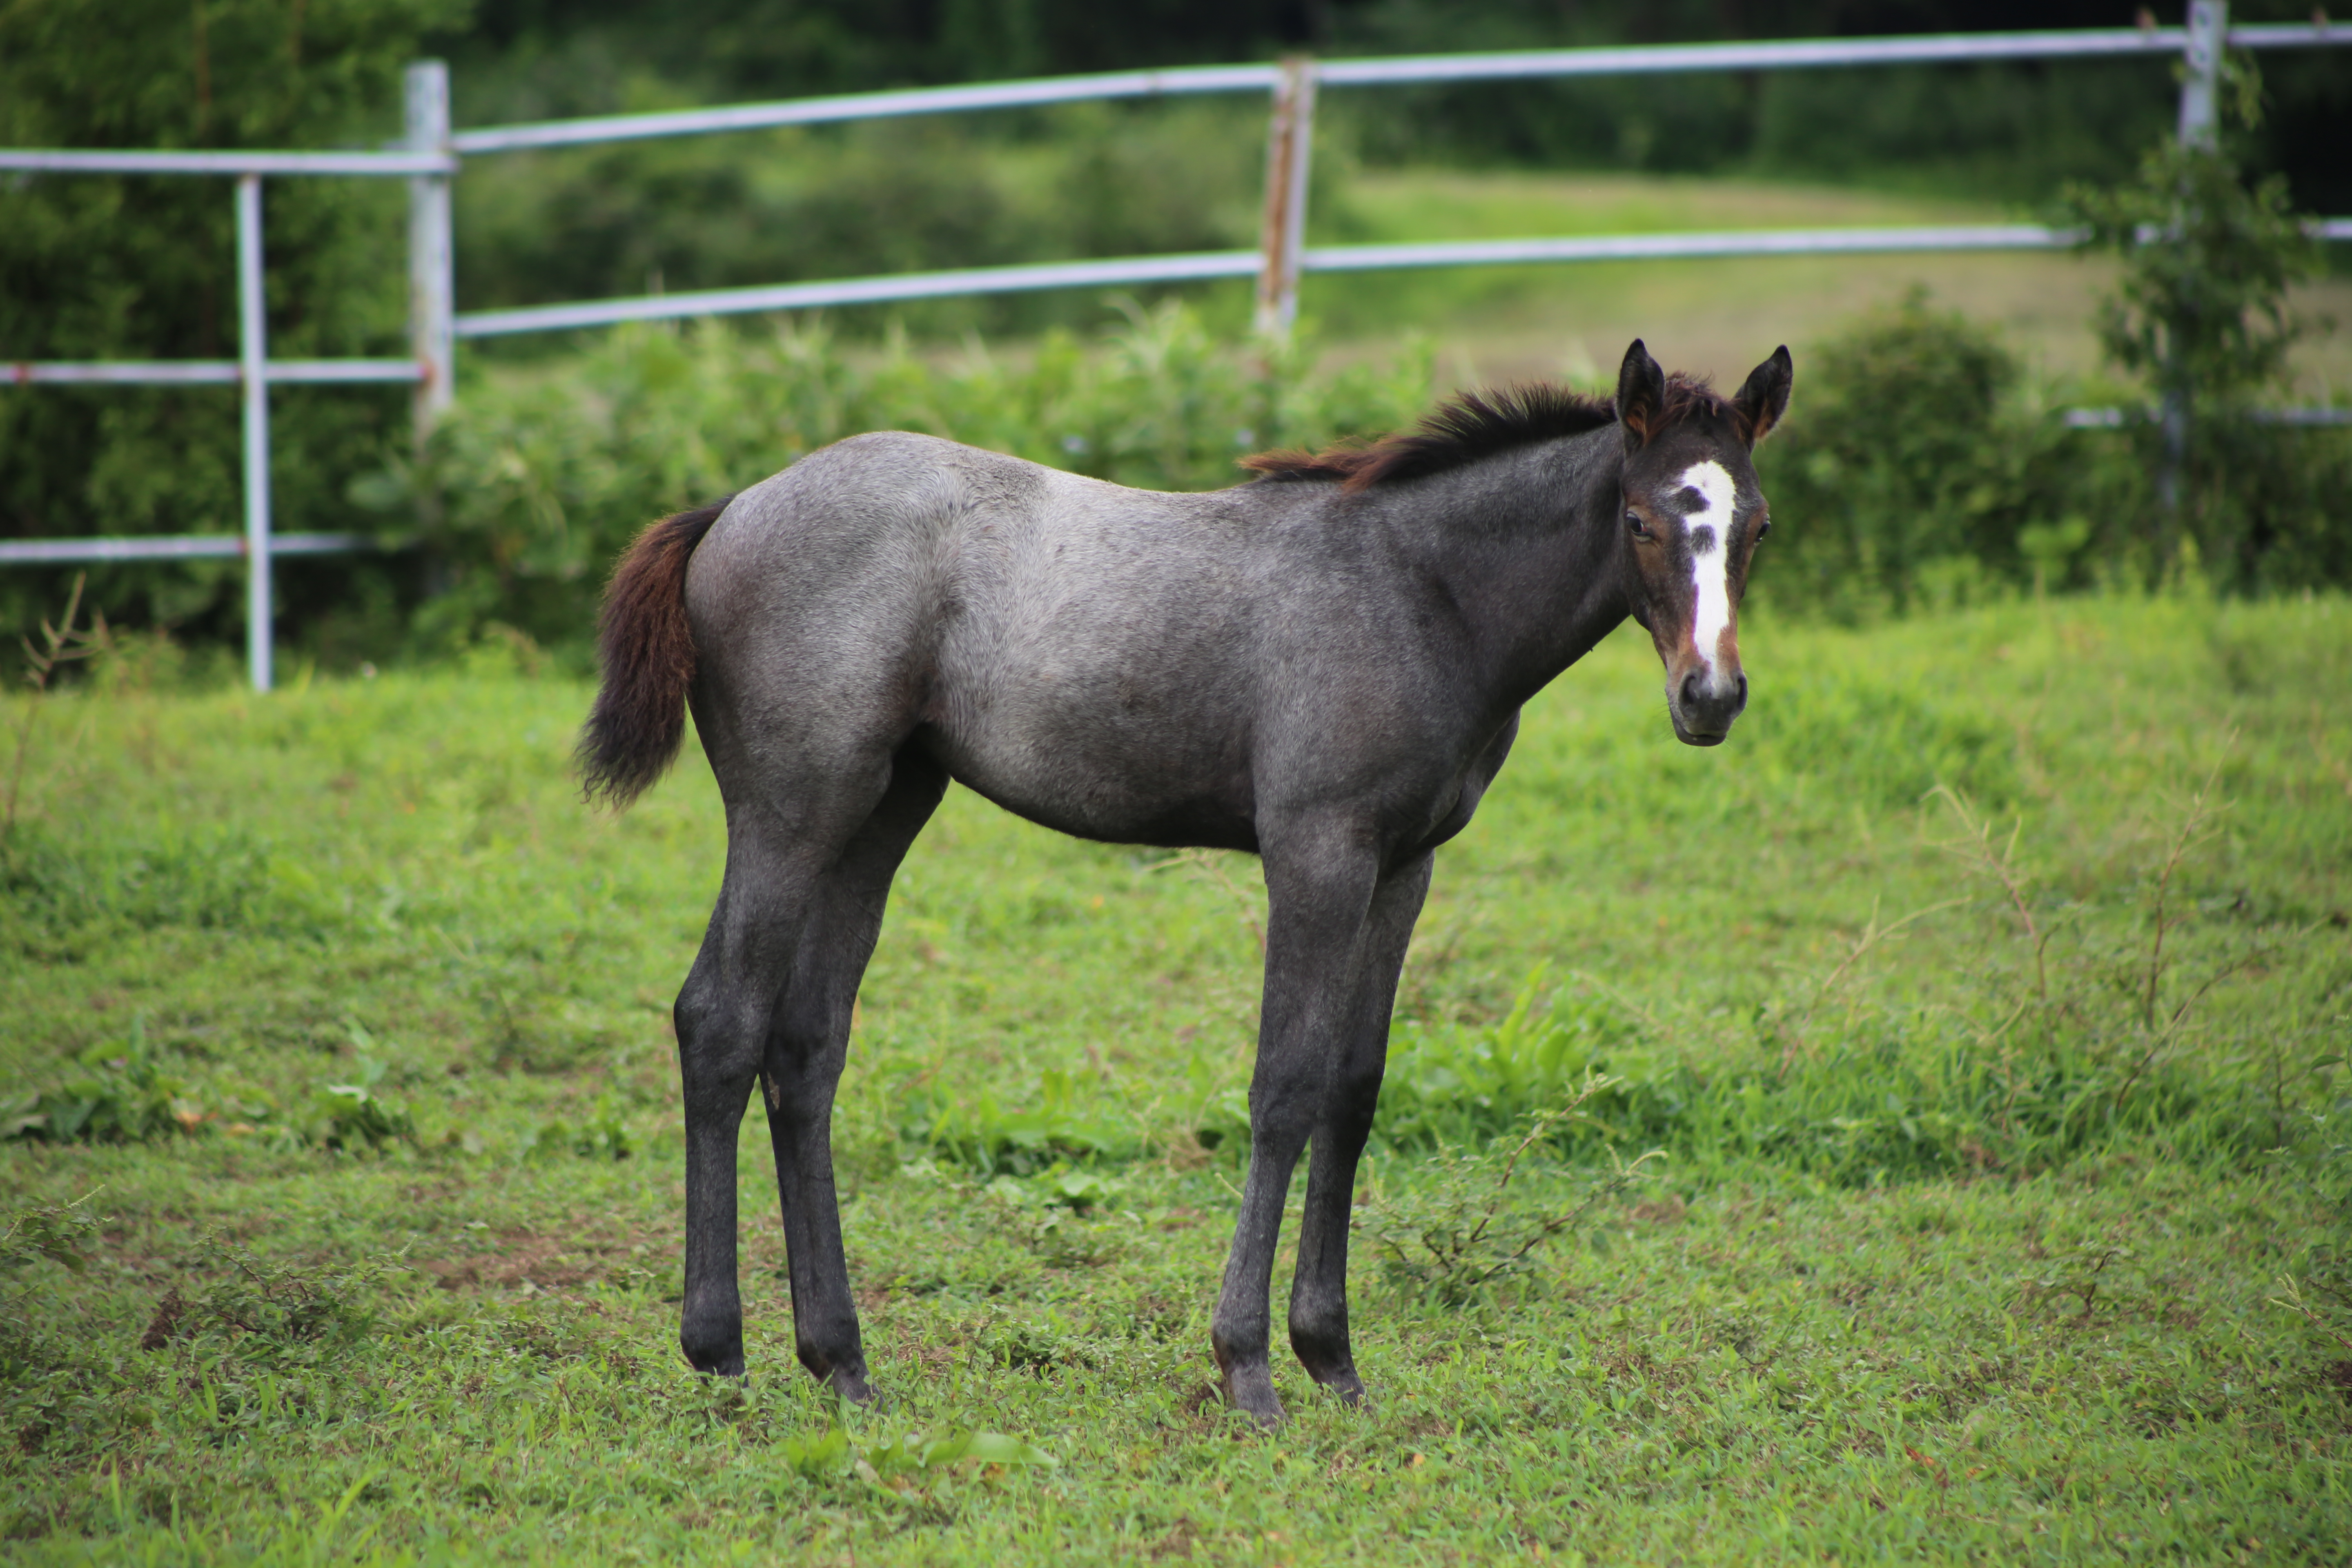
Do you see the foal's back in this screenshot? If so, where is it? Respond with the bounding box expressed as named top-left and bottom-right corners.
top-left (682, 432), bottom-right (1361, 847)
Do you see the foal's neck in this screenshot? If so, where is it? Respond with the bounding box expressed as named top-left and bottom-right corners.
top-left (1392, 424), bottom-right (1633, 716)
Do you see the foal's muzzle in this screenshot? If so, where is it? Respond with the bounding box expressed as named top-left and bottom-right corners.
top-left (1669, 666), bottom-right (1748, 747)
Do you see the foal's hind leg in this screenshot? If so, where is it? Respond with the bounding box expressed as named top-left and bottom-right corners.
top-left (761, 750), bottom-right (945, 1400)
top-left (673, 761), bottom-right (901, 1379)
top-left (1287, 853), bottom-right (1432, 1404)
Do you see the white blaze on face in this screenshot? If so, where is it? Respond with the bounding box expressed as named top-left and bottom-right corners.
top-left (1677, 460), bottom-right (1739, 673)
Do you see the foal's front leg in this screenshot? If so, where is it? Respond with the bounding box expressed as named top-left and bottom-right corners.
top-left (1287, 853), bottom-right (1431, 1403)
top-left (1212, 829), bottom-right (1380, 1427)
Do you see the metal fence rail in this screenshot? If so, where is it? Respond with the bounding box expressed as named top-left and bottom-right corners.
top-left (10, 361), bottom-right (426, 385)
top-left (5, 2), bottom-right (2350, 688)
top-left (442, 22), bottom-right (2352, 153)
top-left (0, 535), bottom-right (375, 565)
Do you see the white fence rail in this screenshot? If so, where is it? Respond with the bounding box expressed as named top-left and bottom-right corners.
top-left (4, 3), bottom-right (2350, 688)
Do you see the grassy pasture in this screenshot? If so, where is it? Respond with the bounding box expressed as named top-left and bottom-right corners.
top-left (3, 593), bottom-right (2351, 1564)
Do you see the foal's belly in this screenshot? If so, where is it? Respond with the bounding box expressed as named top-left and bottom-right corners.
top-left (908, 719), bottom-right (1260, 853)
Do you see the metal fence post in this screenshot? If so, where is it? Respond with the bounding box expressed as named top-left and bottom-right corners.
top-left (1253, 57), bottom-right (1317, 340)
top-left (406, 60), bottom-right (455, 435)
top-left (236, 173), bottom-right (273, 693)
top-left (2157, 0), bottom-right (2227, 546)
top-left (2177, 0), bottom-right (2226, 149)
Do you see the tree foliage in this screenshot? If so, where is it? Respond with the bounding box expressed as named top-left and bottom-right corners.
top-left (0, 0), bottom-right (468, 644)
top-left (2065, 136), bottom-right (2317, 414)
top-left (2059, 56), bottom-right (2343, 586)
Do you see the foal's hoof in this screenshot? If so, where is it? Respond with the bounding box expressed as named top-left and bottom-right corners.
top-left (826, 1367), bottom-right (878, 1406)
top-left (1219, 1363), bottom-right (1287, 1429)
top-left (1313, 1366), bottom-right (1369, 1406)
top-left (680, 1340), bottom-right (746, 1379)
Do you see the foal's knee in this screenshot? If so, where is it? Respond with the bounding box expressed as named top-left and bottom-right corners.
top-left (673, 981), bottom-right (764, 1092)
top-left (1246, 1068), bottom-right (1324, 1154)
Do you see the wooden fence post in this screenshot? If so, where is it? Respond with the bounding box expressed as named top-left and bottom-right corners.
top-left (406, 60), bottom-right (455, 438)
top-left (2176, 0), bottom-right (2226, 150)
top-left (1254, 56), bottom-right (1318, 341)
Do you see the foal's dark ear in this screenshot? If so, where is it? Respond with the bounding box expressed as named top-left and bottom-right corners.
top-left (1615, 339), bottom-right (1668, 453)
top-left (1733, 345), bottom-right (1793, 447)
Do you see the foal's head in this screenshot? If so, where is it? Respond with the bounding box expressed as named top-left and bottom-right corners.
top-left (1611, 339), bottom-right (1793, 747)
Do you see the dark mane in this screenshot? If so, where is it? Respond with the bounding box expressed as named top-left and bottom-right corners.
top-left (1241, 374), bottom-right (1735, 492)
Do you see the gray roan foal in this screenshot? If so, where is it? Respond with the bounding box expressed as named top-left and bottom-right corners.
top-left (579, 337), bottom-right (1792, 1426)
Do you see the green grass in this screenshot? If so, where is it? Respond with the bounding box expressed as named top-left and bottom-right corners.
top-left (4, 593), bottom-right (2351, 1563)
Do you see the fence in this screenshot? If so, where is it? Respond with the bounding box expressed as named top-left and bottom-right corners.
top-left (4, 4), bottom-right (2349, 687)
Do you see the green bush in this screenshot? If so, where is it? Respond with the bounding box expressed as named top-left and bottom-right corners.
top-left (1753, 282), bottom-right (2352, 617)
top-left (2064, 123), bottom-right (2352, 591)
top-left (394, 285), bottom-right (2352, 659)
top-left (910, 1066), bottom-right (1137, 1174)
top-left (1751, 290), bottom-right (2116, 620)
top-left (0, 1039), bottom-right (195, 1145)
top-left (516, 1096), bottom-right (633, 1163)
top-left (1375, 967), bottom-right (2284, 1187)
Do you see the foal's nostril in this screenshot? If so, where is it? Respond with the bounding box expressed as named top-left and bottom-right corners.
top-left (1679, 671), bottom-right (1704, 709)
top-left (1733, 673), bottom-right (1749, 713)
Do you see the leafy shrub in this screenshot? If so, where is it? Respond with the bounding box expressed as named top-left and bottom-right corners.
top-left (1379, 967), bottom-right (1650, 1149)
top-left (1374, 964), bottom-right (2280, 1188)
top-left (0, 0), bottom-right (462, 646)
top-left (516, 1096), bottom-right (634, 1162)
top-left (1357, 1082), bottom-right (1663, 1306)
top-left (0, 1201), bottom-right (98, 1277)
top-left (1752, 289), bottom-right (2119, 620)
top-left (911, 1066), bottom-right (1136, 1174)
top-left (139, 1235), bottom-right (405, 1363)
top-left (2059, 115), bottom-right (2350, 591)
top-left (0, 1039), bottom-right (198, 1145)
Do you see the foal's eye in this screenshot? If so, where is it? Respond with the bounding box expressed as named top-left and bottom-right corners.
top-left (1755, 518), bottom-right (1773, 541)
top-left (1625, 510), bottom-right (1651, 540)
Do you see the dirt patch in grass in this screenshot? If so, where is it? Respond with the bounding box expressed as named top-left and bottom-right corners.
top-left (418, 1223), bottom-right (670, 1292)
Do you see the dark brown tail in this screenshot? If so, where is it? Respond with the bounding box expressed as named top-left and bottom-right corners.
top-left (578, 496), bottom-right (733, 808)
